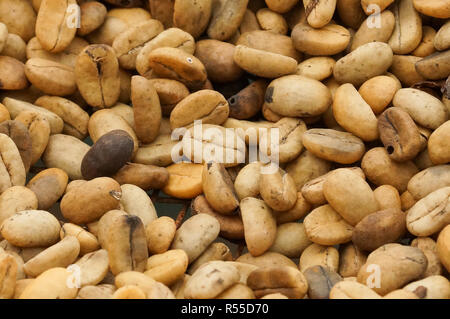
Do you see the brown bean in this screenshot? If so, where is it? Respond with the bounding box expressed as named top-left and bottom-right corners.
top-left (81, 130), bottom-right (134, 180)
top-left (378, 107), bottom-right (423, 162)
top-left (352, 209), bottom-right (407, 252)
top-left (112, 163), bottom-right (169, 190)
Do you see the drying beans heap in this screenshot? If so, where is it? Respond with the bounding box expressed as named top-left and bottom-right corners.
top-left (0, 0), bottom-right (448, 300)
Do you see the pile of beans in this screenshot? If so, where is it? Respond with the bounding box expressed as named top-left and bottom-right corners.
top-left (0, 0), bottom-right (448, 299)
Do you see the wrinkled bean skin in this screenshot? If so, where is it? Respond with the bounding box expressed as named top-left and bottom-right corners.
top-left (75, 45), bottom-right (120, 108)
top-left (378, 107), bottom-right (423, 162)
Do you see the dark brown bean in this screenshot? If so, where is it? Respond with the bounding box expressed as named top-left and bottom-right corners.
top-left (352, 208), bottom-right (407, 252)
top-left (228, 79), bottom-right (267, 120)
top-left (81, 130), bottom-right (134, 180)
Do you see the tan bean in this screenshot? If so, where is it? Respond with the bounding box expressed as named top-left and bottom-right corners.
top-left (259, 168), bottom-right (297, 211)
top-left (323, 168), bottom-right (379, 226)
top-left (292, 23), bottom-right (350, 56)
top-left (78, 1), bottom-right (107, 36)
top-left (104, 214), bottom-right (148, 275)
top-left (0, 253), bottom-right (17, 299)
top-left (24, 58), bottom-right (76, 97)
top-left (334, 42), bottom-right (393, 86)
top-left (23, 236), bottom-right (80, 278)
top-left (237, 30), bottom-right (301, 61)
top-left (388, 0), bottom-right (422, 55)
top-left (240, 197), bottom-right (277, 257)
top-left (393, 88), bottom-right (448, 130)
top-left (236, 251), bottom-right (297, 269)
top-left (170, 90), bottom-right (229, 129)
top-left (131, 76), bottom-right (161, 144)
top-left (357, 244), bottom-right (427, 295)
top-left (42, 134), bottom-right (90, 181)
top-left (411, 237), bottom-right (443, 277)
top-left (406, 187), bottom-right (450, 237)
top-left (60, 177), bottom-right (121, 225)
top-left (75, 44), bottom-right (120, 108)
top-left (19, 268), bottom-right (78, 299)
top-left (145, 217), bottom-right (176, 255)
top-left (299, 243), bottom-right (339, 273)
top-left (339, 243), bottom-right (367, 278)
top-left (436, 225), bottom-right (450, 273)
top-left (2, 97), bottom-right (63, 134)
top-left (60, 223), bottom-right (99, 256)
top-left (329, 281), bottom-right (381, 299)
top-left (187, 243), bottom-right (233, 275)
top-left (351, 10), bottom-right (395, 51)
top-left (0, 56), bottom-right (28, 90)
top-left (301, 167), bottom-right (364, 206)
top-left (0, 210), bottom-right (60, 248)
top-left (407, 165), bottom-right (450, 200)
top-left (145, 249), bottom-right (188, 286)
top-left (208, 0), bottom-right (248, 41)
top-left (120, 184), bottom-right (157, 227)
top-left (302, 129), bottom-right (365, 165)
top-left (0, 120), bottom-right (32, 173)
top-left (113, 19), bottom-right (164, 70)
top-left (34, 96), bottom-right (89, 140)
top-left (361, 147), bottom-right (419, 193)
top-left (256, 8), bottom-right (288, 34)
top-left (163, 163), bottom-right (204, 199)
top-left (264, 75), bottom-right (331, 118)
top-left (233, 45), bottom-right (297, 78)
top-left (269, 223), bottom-right (311, 258)
top-left (0, 186), bottom-right (38, 225)
top-left (373, 185), bottom-right (402, 211)
top-left (15, 111), bottom-right (50, 166)
top-left (333, 83), bottom-right (378, 141)
top-left (304, 205), bottom-right (354, 246)
top-left (190, 195), bottom-right (245, 240)
top-left (184, 261), bottom-right (240, 299)
top-left (247, 266), bottom-right (308, 299)
top-left (303, 0), bottom-right (336, 28)
top-left (148, 47), bottom-right (207, 91)
top-left (0, 0), bottom-right (36, 42)
top-left (296, 57), bottom-right (335, 81)
top-left (412, 0), bottom-right (450, 19)
top-left (202, 162), bottom-right (239, 215)
top-left (26, 37), bottom-right (88, 68)
top-left (428, 121), bottom-right (450, 165)
top-left (136, 28), bottom-right (195, 77)
top-left (171, 214), bottom-right (220, 263)
top-left (412, 26), bottom-right (437, 57)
